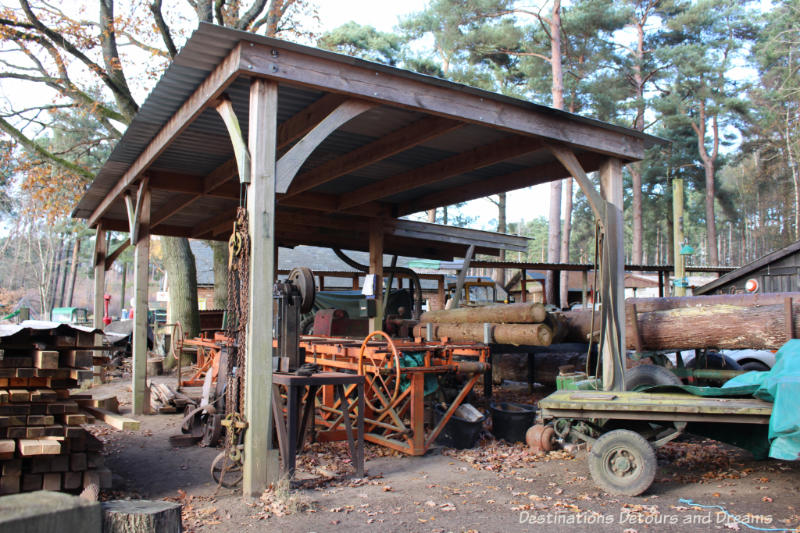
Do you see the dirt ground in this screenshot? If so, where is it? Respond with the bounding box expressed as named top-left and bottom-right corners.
top-left (87, 374), bottom-right (800, 533)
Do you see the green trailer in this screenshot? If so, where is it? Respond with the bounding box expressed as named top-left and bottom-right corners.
top-left (538, 387), bottom-right (773, 496)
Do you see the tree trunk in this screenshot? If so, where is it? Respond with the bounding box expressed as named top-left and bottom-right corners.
top-left (496, 192), bottom-right (507, 286)
top-left (209, 240), bottom-right (229, 309)
top-left (162, 237), bottom-right (200, 338)
top-left (631, 164), bottom-right (644, 264)
top-left (563, 292), bottom-right (800, 350)
top-left (420, 301), bottom-right (547, 324)
top-left (101, 500), bottom-right (182, 533)
top-left (704, 160), bottom-right (718, 265)
top-left (413, 322), bottom-right (553, 346)
top-left (492, 351), bottom-right (588, 386)
top-left (546, 0), bottom-right (563, 306)
top-left (66, 237), bottom-right (81, 307)
top-left (559, 178), bottom-right (572, 309)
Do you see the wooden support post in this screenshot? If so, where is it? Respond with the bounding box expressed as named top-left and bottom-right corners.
top-left (93, 225), bottom-right (106, 386)
top-left (599, 158), bottom-right (625, 392)
top-left (93, 225), bottom-right (106, 331)
top-left (658, 270), bottom-right (665, 298)
top-left (437, 276), bottom-right (445, 310)
top-left (582, 270), bottom-right (588, 305)
top-left (369, 219), bottom-right (384, 332)
top-left (131, 185), bottom-right (151, 415)
top-left (243, 78), bottom-right (279, 497)
top-left (352, 274), bottom-right (359, 290)
top-left (521, 269), bottom-right (527, 302)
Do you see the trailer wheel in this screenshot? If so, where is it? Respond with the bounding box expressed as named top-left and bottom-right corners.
top-left (625, 364), bottom-right (682, 391)
top-left (589, 429), bottom-right (656, 496)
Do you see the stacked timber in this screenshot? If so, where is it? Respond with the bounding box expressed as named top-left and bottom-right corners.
top-left (149, 382), bottom-right (193, 414)
top-left (562, 292), bottom-right (800, 351)
top-left (412, 302), bottom-right (564, 346)
top-left (0, 322), bottom-right (112, 494)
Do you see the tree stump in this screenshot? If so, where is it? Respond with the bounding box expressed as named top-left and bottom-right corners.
top-left (101, 500), bottom-right (182, 533)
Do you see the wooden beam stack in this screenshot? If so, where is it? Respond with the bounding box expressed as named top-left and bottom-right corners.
top-left (0, 326), bottom-right (112, 494)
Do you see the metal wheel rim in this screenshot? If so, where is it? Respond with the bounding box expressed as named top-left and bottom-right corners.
top-left (358, 331), bottom-right (401, 414)
top-left (288, 267), bottom-right (316, 313)
top-left (602, 445), bottom-right (642, 481)
top-left (210, 451), bottom-right (243, 488)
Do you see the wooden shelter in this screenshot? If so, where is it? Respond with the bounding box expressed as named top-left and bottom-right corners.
top-left (73, 23), bottom-right (665, 496)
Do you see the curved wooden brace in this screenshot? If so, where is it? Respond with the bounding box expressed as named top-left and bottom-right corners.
top-left (215, 95), bottom-right (251, 184)
top-left (546, 142), bottom-right (606, 226)
top-left (276, 99), bottom-right (376, 194)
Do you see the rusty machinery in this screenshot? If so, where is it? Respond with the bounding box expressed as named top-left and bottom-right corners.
top-left (182, 266), bottom-right (492, 459)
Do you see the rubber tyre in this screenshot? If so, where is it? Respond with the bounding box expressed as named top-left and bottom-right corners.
top-left (589, 429), bottom-right (657, 496)
top-left (741, 361), bottom-right (770, 372)
top-left (625, 364), bottom-right (682, 391)
top-left (685, 352), bottom-right (742, 370)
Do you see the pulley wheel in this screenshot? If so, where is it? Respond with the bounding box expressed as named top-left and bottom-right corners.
top-left (288, 267), bottom-right (316, 313)
top-left (201, 413), bottom-right (223, 447)
top-left (526, 424), bottom-right (555, 452)
top-left (210, 449), bottom-right (243, 488)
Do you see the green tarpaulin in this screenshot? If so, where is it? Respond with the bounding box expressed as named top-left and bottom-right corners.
top-left (723, 339), bottom-right (800, 461)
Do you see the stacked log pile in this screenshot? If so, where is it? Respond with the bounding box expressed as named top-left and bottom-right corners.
top-left (0, 323), bottom-right (112, 494)
top-left (149, 382), bottom-right (193, 414)
top-left (412, 302), bottom-right (563, 346)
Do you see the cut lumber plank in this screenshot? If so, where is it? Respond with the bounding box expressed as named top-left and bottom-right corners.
top-left (0, 439), bottom-right (14, 460)
top-left (70, 369), bottom-right (94, 381)
top-left (42, 472), bottom-right (61, 491)
top-left (0, 475), bottom-right (20, 494)
top-left (18, 438), bottom-right (61, 456)
top-left (83, 406), bottom-right (140, 431)
top-left (74, 394), bottom-right (120, 413)
top-left (8, 389), bottom-right (30, 402)
top-left (61, 350), bottom-right (93, 368)
top-left (33, 350), bottom-right (59, 369)
top-left (62, 471), bottom-right (82, 489)
top-left (53, 335), bottom-right (76, 347)
top-left (61, 414), bottom-right (88, 426)
top-left (27, 415), bottom-right (55, 426)
top-left (71, 453), bottom-right (87, 471)
top-left (25, 427), bottom-right (46, 438)
top-left (21, 474), bottom-right (43, 491)
top-left (1, 459), bottom-right (21, 475)
top-left (50, 454), bottom-right (69, 472)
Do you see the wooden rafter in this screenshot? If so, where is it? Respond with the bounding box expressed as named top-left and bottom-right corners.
top-left (284, 115), bottom-right (464, 198)
top-left (397, 152), bottom-right (605, 217)
top-left (547, 143), bottom-right (607, 225)
top-left (337, 136), bottom-right (543, 210)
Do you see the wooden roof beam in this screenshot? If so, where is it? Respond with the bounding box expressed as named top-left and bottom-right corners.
top-left (337, 136), bottom-right (543, 211)
top-left (241, 43), bottom-right (647, 160)
top-left (284, 115), bottom-right (464, 199)
top-left (87, 44), bottom-right (244, 228)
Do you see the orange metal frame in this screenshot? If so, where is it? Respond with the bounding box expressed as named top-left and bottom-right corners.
top-left (297, 335), bottom-right (490, 456)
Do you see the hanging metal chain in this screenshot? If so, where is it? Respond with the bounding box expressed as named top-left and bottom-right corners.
top-left (225, 207), bottom-right (250, 415)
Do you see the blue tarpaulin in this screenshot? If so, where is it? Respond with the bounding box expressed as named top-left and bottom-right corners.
top-left (723, 339), bottom-right (800, 461)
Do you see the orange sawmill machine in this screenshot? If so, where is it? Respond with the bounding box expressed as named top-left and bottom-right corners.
top-left (179, 267), bottom-right (491, 456)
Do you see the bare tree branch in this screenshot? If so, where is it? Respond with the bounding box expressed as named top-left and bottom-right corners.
top-left (149, 0), bottom-right (178, 57)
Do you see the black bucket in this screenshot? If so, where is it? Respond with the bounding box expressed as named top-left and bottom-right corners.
top-left (489, 402), bottom-right (537, 443)
top-left (433, 404), bottom-right (485, 449)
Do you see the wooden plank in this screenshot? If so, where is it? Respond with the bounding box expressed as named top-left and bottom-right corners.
top-left (132, 184), bottom-right (151, 416)
top-left (0, 440), bottom-right (14, 460)
top-left (61, 350), bottom-right (93, 368)
top-left (42, 472), bottom-right (61, 491)
top-left (87, 45), bottom-right (243, 227)
top-left (241, 43), bottom-right (648, 160)
top-left (338, 136), bottom-right (543, 210)
top-left (275, 99), bottom-right (376, 193)
top-left (93, 225), bottom-right (106, 340)
top-left (82, 407), bottom-right (140, 432)
top-left (8, 389), bottom-right (30, 403)
top-left (62, 414), bottom-right (88, 426)
top-left (75, 394), bottom-right (119, 413)
top-left (286, 115), bottom-right (463, 198)
top-left (243, 78), bottom-right (279, 497)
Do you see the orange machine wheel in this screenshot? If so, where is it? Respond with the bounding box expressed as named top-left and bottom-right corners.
top-left (358, 331), bottom-right (401, 414)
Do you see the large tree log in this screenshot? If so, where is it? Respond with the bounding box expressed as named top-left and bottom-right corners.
top-left (413, 322), bottom-right (552, 346)
top-left (420, 302), bottom-right (547, 324)
top-left (562, 293), bottom-right (800, 350)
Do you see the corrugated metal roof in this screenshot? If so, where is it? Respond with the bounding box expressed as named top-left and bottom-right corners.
top-left (74, 23), bottom-right (667, 261)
